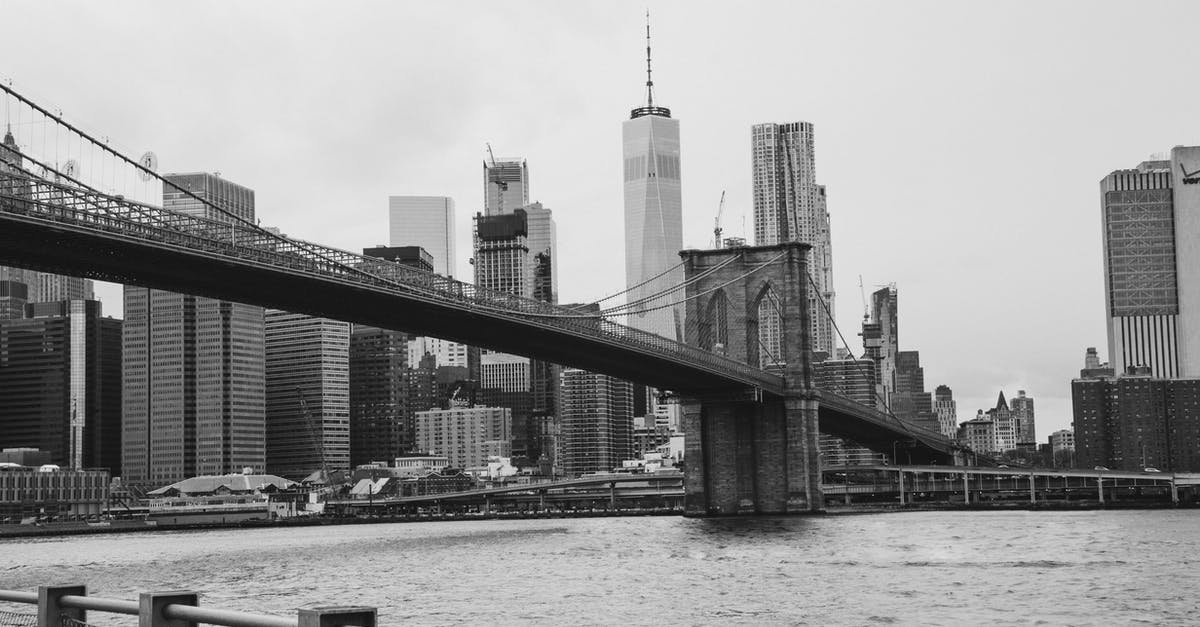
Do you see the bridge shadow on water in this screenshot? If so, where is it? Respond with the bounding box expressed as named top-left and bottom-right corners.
top-left (684, 515), bottom-right (819, 538)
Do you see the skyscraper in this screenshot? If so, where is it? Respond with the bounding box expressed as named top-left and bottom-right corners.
top-left (751, 121), bottom-right (835, 355)
top-left (122, 173), bottom-right (265, 488)
top-left (622, 21), bottom-right (684, 341)
top-left (265, 310), bottom-right (350, 480)
top-left (483, 157), bottom-right (529, 216)
top-left (1100, 147), bottom-right (1200, 378)
top-left (0, 299), bottom-right (121, 471)
top-left (861, 285), bottom-right (898, 406)
top-left (388, 196), bottom-right (456, 276)
top-left (349, 325), bottom-right (411, 467)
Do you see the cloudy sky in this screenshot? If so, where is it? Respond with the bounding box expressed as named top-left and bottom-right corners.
top-left (5, 1), bottom-right (1200, 440)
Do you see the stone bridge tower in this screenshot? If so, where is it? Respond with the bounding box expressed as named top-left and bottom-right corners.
top-left (679, 241), bottom-right (823, 514)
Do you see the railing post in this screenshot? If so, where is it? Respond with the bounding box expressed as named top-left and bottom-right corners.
top-left (297, 606), bottom-right (377, 627)
top-left (897, 469), bottom-right (905, 506)
top-left (139, 591), bottom-right (197, 627)
top-left (38, 585), bottom-right (86, 627)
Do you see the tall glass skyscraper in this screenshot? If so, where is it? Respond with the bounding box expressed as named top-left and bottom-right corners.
top-left (1100, 146), bottom-right (1200, 378)
top-left (622, 24), bottom-right (683, 342)
top-left (751, 121), bottom-right (835, 358)
top-left (388, 196), bottom-right (456, 277)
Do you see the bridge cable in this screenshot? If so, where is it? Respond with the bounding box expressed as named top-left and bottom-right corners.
top-left (567, 259), bottom-right (688, 309)
top-left (597, 252), bottom-right (743, 316)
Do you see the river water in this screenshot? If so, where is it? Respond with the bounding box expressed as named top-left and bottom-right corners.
top-left (2, 510), bottom-right (1198, 625)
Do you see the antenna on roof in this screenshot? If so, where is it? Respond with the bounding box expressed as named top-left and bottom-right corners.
top-left (645, 10), bottom-right (655, 108)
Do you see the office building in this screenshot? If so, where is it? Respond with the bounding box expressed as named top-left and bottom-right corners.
top-left (622, 24), bottom-right (684, 342)
top-left (982, 392), bottom-right (1019, 453)
top-left (483, 157), bottom-right (529, 216)
top-left (0, 299), bottom-right (121, 471)
top-left (933, 385), bottom-right (958, 439)
top-left (0, 280), bottom-right (27, 320)
top-left (414, 406), bottom-right (511, 469)
top-left (751, 121), bottom-right (835, 355)
top-left (265, 310), bottom-right (350, 480)
top-left (350, 325), bottom-right (411, 467)
top-left (560, 368), bottom-right (634, 477)
top-left (122, 173), bottom-right (265, 488)
top-left (387, 196), bottom-right (456, 276)
top-left (1100, 147), bottom-right (1200, 378)
top-left (958, 415), bottom-right (997, 455)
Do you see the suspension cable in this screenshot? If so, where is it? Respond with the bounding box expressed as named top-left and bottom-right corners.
top-left (599, 252), bottom-right (742, 316)
top-left (569, 259), bottom-right (687, 309)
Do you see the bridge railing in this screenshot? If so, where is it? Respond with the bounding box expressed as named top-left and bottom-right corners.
top-left (0, 586), bottom-right (375, 627)
top-left (0, 169), bottom-right (781, 391)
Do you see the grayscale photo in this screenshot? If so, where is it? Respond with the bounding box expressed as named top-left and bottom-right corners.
top-left (1, 1), bottom-right (1198, 625)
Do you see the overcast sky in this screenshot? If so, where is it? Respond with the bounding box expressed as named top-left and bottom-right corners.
top-left (6, 1), bottom-right (1200, 441)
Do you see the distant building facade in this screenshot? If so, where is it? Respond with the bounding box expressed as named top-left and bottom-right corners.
top-left (387, 196), bottom-right (456, 277)
top-left (1010, 390), bottom-right (1036, 443)
top-left (122, 172), bottom-right (264, 489)
top-left (933, 385), bottom-right (958, 439)
top-left (0, 299), bottom-right (121, 472)
top-left (265, 311), bottom-right (350, 480)
top-left (560, 368), bottom-right (634, 476)
top-left (1072, 367), bottom-right (1200, 472)
top-left (414, 406), bottom-right (511, 469)
top-left (349, 325), bottom-right (411, 467)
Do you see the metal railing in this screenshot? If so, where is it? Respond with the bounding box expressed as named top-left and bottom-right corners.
top-left (0, 586), bottom-right (375, 627)
top-left (0, 168), bottom-right (783, 393)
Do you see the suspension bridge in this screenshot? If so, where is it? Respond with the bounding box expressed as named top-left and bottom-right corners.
top-left (0, 83), bottom-right (961, 515)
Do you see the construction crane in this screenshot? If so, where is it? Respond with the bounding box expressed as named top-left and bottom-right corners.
top-left (486, 142), bottom-right (507, 214)
top-left (859, 275), bottom-right (869, 323)
top-left (296, 387), bottom-right (331, 485)
top-left (713, 190), bottom-right (726, 248)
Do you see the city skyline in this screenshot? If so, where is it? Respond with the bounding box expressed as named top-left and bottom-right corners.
top-left (6, 2), bottom-right (1200, 440)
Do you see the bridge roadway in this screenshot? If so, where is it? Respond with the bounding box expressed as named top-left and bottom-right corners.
top-left (0, 169), bottom-right (957, 459)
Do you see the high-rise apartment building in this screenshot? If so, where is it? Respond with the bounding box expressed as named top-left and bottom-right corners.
top-left (122, 173), bottom-right (265, 488)
top-left (0, 299), bottom-right (121, 471)
top-left (264, 310), bottom-right (350, 480)
top-left (1100, 147), bottom-right (1200, 378)
top-left (560, 368), bottom-right (634, 477)
top-left (933, 385), bottom-right (958, 439)
top-left (861, 285), bottom-right (898, 407)
top-left (1072, 368), bottom-right (1200, 472)
top-left (414, 405), bottom-right (511, 469)
top-left (388, 196), bottom-right (456, 277)
top-left (483, 157), bottom-right (529, 217)
top-left (751, 121), bottom-right (835, 355)
top-left (349, 325), bottom-right (410, 467)
top-left (622, 25), bottom-right (683, 342)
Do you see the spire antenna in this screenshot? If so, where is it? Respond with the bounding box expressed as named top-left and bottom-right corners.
top-left (645, 10), bottom-right (654, 108)
top-left (629, 10), bottom-right (670, 119)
